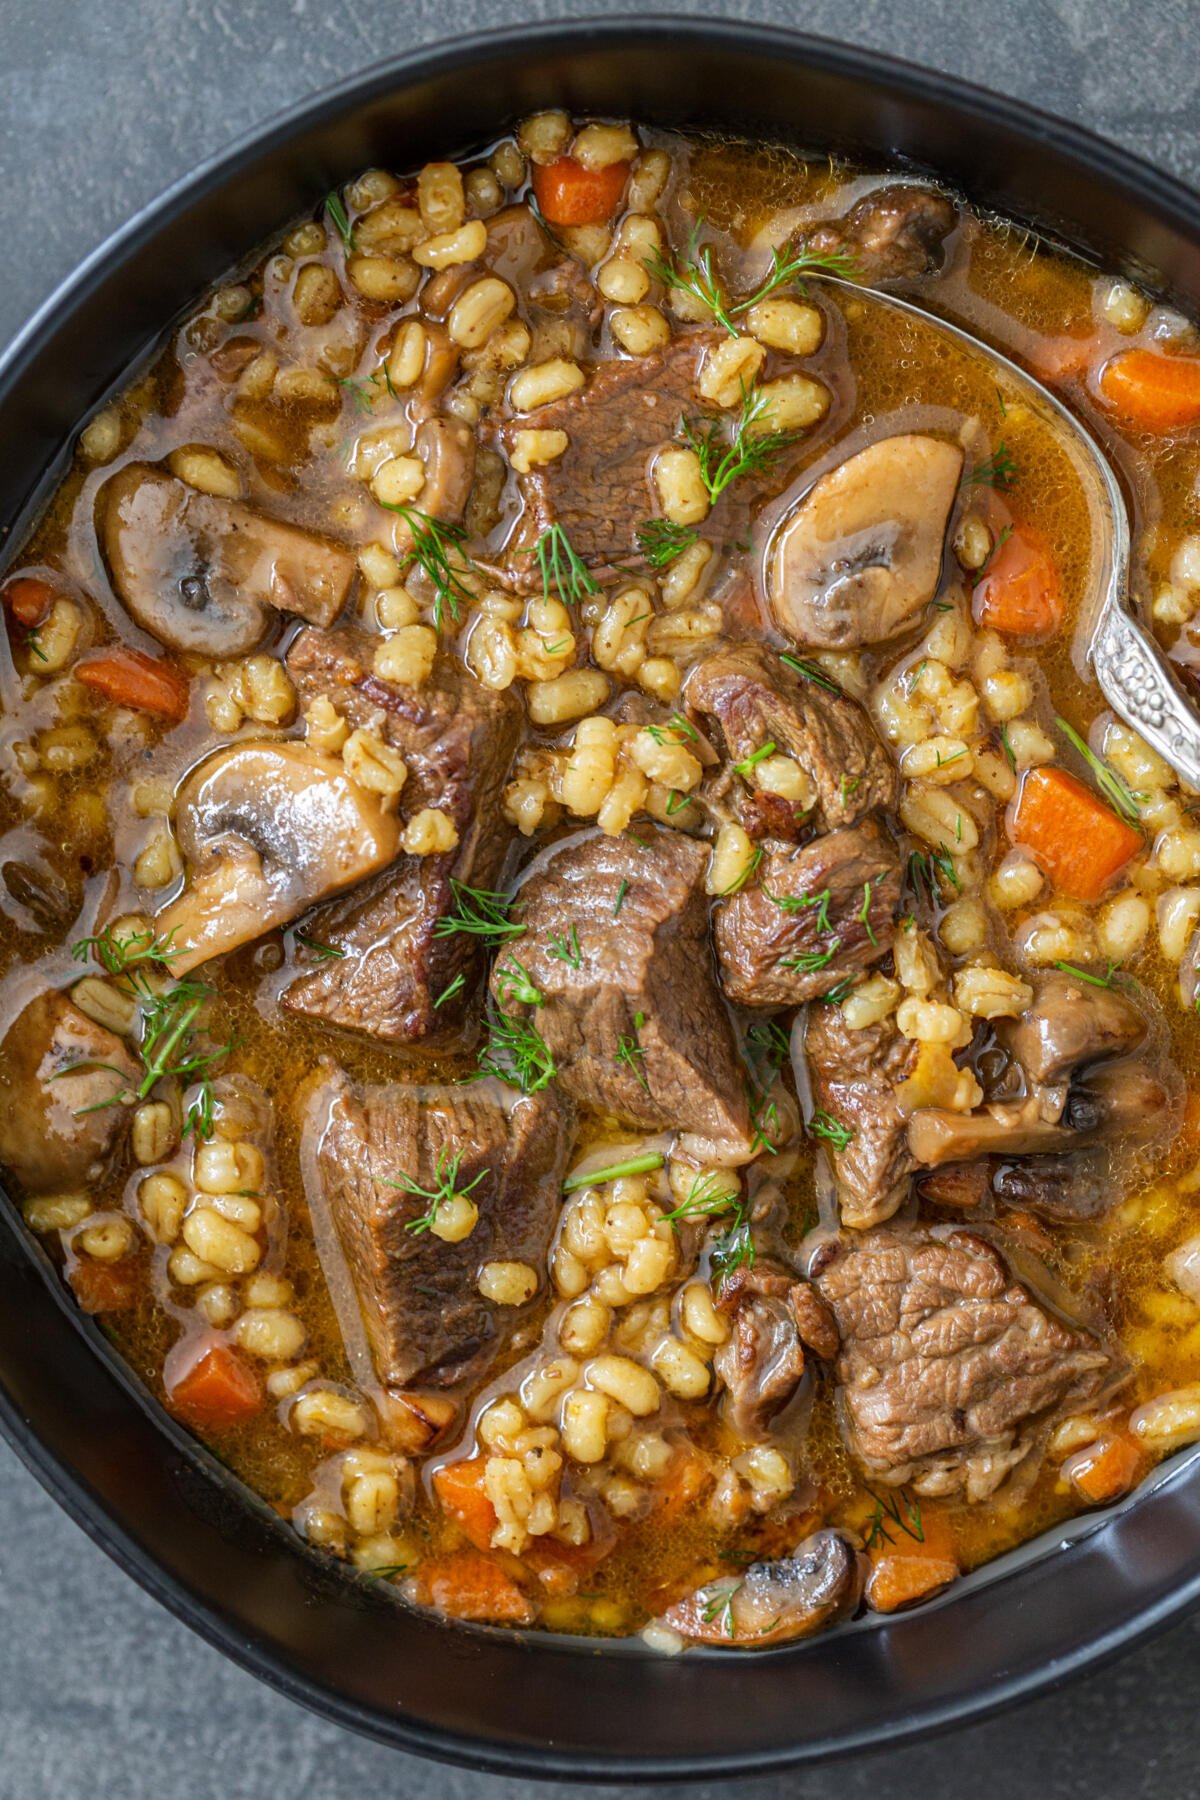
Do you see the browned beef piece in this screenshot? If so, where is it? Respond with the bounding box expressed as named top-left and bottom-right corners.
top-left (281, 627), bottom-right (521, 1048)
top-left (804, 185), bottom-right (958, 284)
top-left (0, 992), bottom-right (140, 1194)
top-left (662, 1528), bottom-right (864, 1647)
top-left (714, 818), bottom-right (901, 1007)
top-left (813, 1225), bottom-right (1116, 1500)
top-left (301, 1069), bottom-right (573, 1388)
top-left (685, 644), bottom-right (896, 833)
top-left (805, 1005), bottom-right (918, 1229)
top-left (494, 826), bottom-right (751, 1159)
top-left (714, 1264), bottom-right (839, 1439)
top-left (501, 331), bottom-right (720, 567)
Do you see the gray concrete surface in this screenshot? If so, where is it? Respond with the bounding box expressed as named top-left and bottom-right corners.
top-left (3, 0), bottom-right (1200, 1794)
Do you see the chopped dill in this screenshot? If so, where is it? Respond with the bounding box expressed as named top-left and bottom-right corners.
top-left (433, 972), bottom-right (466, 1009)
top-left (295, 931), bottom-right (345, 961)
top-left (434, 881), bottom-right (525, 948)
top-left (614, 1012), bottom-right (649, 1089)
top-left (682, 386), bottom-right (799, 504)
top-left (808, 1109), bottom-right (854, 1151)
top-left (380, 1147), bottom-right (486, 1235)
top-left (780, 652), bottom-right (841, 694)
top-left (1055, 716), bottom-right (1145, 828)
top-left (965, 440), bottom-right (1019, 492)
top-left (530, 522), bottom-right (599, 608)
top-left (324, 190), bottom-right (356, 251)
top-left (546, 924), bottom-right (582, 969)
top-left (636, 518), bottom-right (701, 568)
top-left (378, 505), bottom-right (478, 631)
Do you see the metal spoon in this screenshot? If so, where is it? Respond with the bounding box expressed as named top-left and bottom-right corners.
top-left (817, 273), bottom-right (1200, 790)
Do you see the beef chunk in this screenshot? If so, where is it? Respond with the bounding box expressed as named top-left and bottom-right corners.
top-left (301, 1068), bottom-right (573, 1388)
top-left (494, 826), bottom-right (751, 1160)
top-left (282, 627), bottom-right (521, 1048)
top-left (685, 644), bottom-right (896, 833)
top-left (805, 1005), bottom-right (918, 1228)
top-left (662, 1528), bottom-right (864, 1647)
top-left (714, 818), bottom-right (900, 1007)
top-left (501, 331), bottom-right (720, 567)
top-left (998, 970), bottom-right (1147, 1084)
top-left (804, 184), bottom-right (958, 284)
top-left (714, 1264), bottom-right (839, 1439)
top-left (0, 992), bottom-right (139, 1194)
top-left (814, 1225), bottom-right (1116, 1500)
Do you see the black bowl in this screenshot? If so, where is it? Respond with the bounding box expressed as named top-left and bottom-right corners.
top-left (3, 16), bottom-right (1200, 1779)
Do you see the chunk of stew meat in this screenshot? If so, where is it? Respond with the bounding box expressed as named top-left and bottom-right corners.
top-left (493, 826), bottom-right (752, 1162)
top-left (813, 1224), bottom-right (1118, 1500)
top-left (0, 992), bottom-right (140, 1193)
top-left (301, 1069), bottom-right (574, 1388)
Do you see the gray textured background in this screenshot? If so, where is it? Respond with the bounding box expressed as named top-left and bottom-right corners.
top-left (3, 0), bottom-right (1200, 1795)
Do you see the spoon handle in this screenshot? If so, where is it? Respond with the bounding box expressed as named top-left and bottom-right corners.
top-left (1092, 596), bottom-right (1200, 792)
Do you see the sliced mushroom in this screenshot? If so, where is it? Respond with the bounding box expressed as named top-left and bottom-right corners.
top-left (0, 992), bottom-right (139, 1193)
top-left (155, 742), bottom-right (401, 973)
top-left (907, 1064), bottom-right (1169, 1168)
top-left (100, 464), bottom-right (356, 657)
top-left (769, 434), bottom-right (963, 649)
top-left (415, 417), bottom-right (476, 523)
top-left (997, 971), bottom-right (1147, 1085)
top-left (661, 1529), bottom-right (865, 1648)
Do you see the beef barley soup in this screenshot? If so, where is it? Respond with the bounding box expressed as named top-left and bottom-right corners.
top-left (7, 112), bottom-right (1200, 1648)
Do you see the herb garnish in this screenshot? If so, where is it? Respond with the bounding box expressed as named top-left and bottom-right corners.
top-left (778, 940), bottom-right (841, 975)
top-left (380, 1147), bottom-right (486, 1235)
top-left (432, 972), bottom-right (466, 1009)
top-left (711, 1216), bottom-right (755, 1284)
top-left (765, 885), bottom-right (833, 932)
top-left (662, 1169), bottom-right (741, 1224)
top-left (646, 711), bottom-right (699, 745)
top-left (744, 1018), bottom-right (790, 1157)
top-left (646, 233), bottom-right (861, 338)
top-left (666, 790), bottom-right (693, 816)
top-left (966, 440), bottom-right (1018, 492)
top-left (295, 931), bottom-right (345, 961)
top-left (530, 523), bottom-right (599, 608)
top-left (332, 375), bottom-right (376, 414)
top-left (907, 847), bottom-right (961, 899)
top-left (1054, 716), bottom-right (1145, 828)
top-left (858, 879), bottom-right (877, 946)
top-left (971, 523), bottom-right (1013, 588)
top-left (719, 844), bottom-right (763, 897)
top-left (434, 880), bottom-right (525, 948)
top-left (613, 879), bottom-right (629, 917)
top-left (546, 924), bottom-right (582, 969)
top-left (378, 505), bottom-right (477, 631)
top-left (563, 1150), bottom-right (665, 1194)
top-left (476, 1006), bottom-right (556, 1093)
top-left (1053, 959), bottom-right (1123, 988)
top-left (682, 387), bottom-right (799, 504)
top-left (325, 190), bottom-right (356, 252)
top-left (615, 1012), bottom-right (649, 1089)
top-left (24, 628), bottom-right (47, 663)
top-left (1000, 724), bottom-right (1016, 771)
top-left (807, 1109), bottom-right (855, 1151)
top-left (636, 518), bottom-right (701, 569)
top-left (780, 652), bottom-right (841, 694)
top-left (864, 1485), bottom-right (924, 1549)
top-left (698, 1578), bottom-right (743, 1638)
top-left (733, 741), bottom-right (776, 777)
top-left (493, 955), bottom-right (543, 1008)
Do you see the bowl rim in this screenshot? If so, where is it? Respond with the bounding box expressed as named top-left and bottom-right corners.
top-left (4, 12), bottom-right (1200, 1778)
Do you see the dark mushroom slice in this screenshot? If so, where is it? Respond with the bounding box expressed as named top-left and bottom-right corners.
top-left (802, 184), bottom-right (959, 284)
top-left (996, 969), bottom-right (1147, 1085)
top-left (155, 742), bottom-right (401, 974)
top-left (100, 464), bottom-right (356, 657)
top-left (0, 992), bottom-right (139, 1194)
top-left (413, 417), bottom-right (476, 523)
top-left (907, 1063), bottom-right (1170, 1168)
top-left (661, 1528), bottom-right (865, 1648)
top-left (768, 434), bottom-right (963, 650)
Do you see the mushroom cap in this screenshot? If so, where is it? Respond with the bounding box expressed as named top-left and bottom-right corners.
top-left (100, 464), bottom-right (356, 657)
top-left (769, 433), bottom-right (963, 649)
top-left (157, 741), bottom-right (401, 973)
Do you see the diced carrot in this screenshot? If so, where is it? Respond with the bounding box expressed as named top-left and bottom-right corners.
top-left (531, 156), bottom-right (630, 227)
top-left (166, 1341), bottom-right (264, 1431)
top-left (972, 521), bottom-right (1063, 639)
top-left (69, 1256), bottom-right (140, 1314)
top-left (523, 1536), bottom-right (610, 1598)
top-left (419, 1550), bottom-right (535, 1624)
top-left (1008, 765), bottom-right (1142, 902)
top-left (656, 1445), bottom-right (713, 1521)
top-left (433, 1456), bottom-right (498, 1551)
top-left (1062, 1431), bottom-right (1143, 1505)
top-left (1099, 347), bottom-right (1200, 433)
top-left (76, 648), bottom-right (190, 723)
top-left (2, 575), bottom-right (55, 628)
top-left (867, 1505), bottom-right (958, 1614)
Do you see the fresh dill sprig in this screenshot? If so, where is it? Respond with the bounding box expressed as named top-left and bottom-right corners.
top-left (24, 628), bottom-right (47, 663)
top-left (380, 1147), bottom-right (486, 1235)
top-left (907, 847), bottom-right (961, 898)
top-left (379, 505), bottom-right (478, 631)
top-left (719, 844), bottom-right (763, 897)
top-left (476, 1006), bottom-right (556, 1093)
top-left (1053, 958), bottom-right (1124, 988)
top-left (331, 375), bottom-right (376, 414)
top-left (614, 1011), bottom-right (649, 1090)
top-left (698, 1579), bottom-right (743, 1638)
top-left (636, 518), bottom-right (701, 569)
top-left (433, 972), bottom-right (467, 1009)
top-left (433, 880), bottom-right (525, 948)
top-left (863, 1485), bottom-right (924, 1549)
top-left (493, 955), bottom-right (543, 1009)
top-left (645, 233), bottom-right (862, 338)
top-left (546, 924), bottom-right (582, 969)
top-left (646, 711), bottom-right (699, 746)
top-left (295, 931), bottom-right (345, 961)
top-left (661, 1169), bottom-right (741, 1224)
top-left (733, 740), bottom-right (777, 777)
top-left (858, 879), bottom-right (877, 947)
top-left (562, 1150), bottom-right (665, 1195)
top-left (530, 523), bottom-right (599, 608)
top-left (808, 1109), bottom-right (854, 1151)
top-left (682, 387), bottom-right (798, 504)
top-left (746, 1018), bottom-right (791, 1074)
top-left (966, 440), bottom-right (1019, 492)
top-left (764, 886), bottom-right (832, 932)
top-left (325, 190), bottom-right (356, 252)
top-left (72, 923), bottom-right (180, 980)
top-left (778, 939), bottom-right (841, 975)
top-left (613, 879), bottom-right (629, 917)
top-left (644, 240), bottom-right (736, 333)
top-left (710, 1216), bottom-right (755, 1285)
top-left (779, 651), bottom-right (841, 694)
top-left (971, 522), bottom-right (1013, 588)
top-left (1055, 716), bottom-right (1145, 828)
